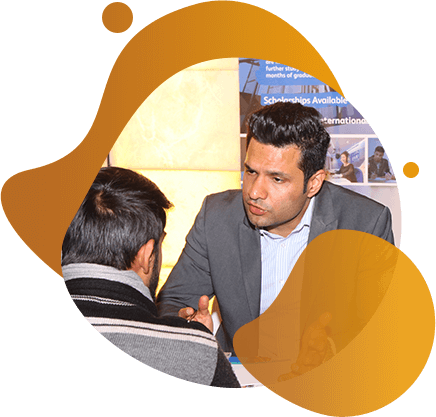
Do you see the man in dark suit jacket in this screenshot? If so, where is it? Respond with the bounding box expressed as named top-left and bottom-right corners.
top-left (368, 146), bottom-right (393, 180)
top-left (157, 102), bottom-right (394, 365)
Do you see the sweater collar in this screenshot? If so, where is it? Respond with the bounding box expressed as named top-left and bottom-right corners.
top-left (62, 263), bottom-right (153, 303)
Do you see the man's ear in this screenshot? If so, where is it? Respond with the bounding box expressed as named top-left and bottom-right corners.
top-left (306, 169), bottom-right (326, 198)
top-left (135, 239), bottom-right (155, 275)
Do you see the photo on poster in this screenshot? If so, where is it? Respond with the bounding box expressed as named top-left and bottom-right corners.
top-left (326, 137), bottom-right (365, 184)
top-left (368, 137), bottom-right (396, 183)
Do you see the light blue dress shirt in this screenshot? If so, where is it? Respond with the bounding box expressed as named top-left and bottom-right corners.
top-left (259, 197), bottom-right (315, 315)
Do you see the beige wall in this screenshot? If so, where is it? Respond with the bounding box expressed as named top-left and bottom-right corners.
top-left (110, 58), bottom-right (241, 292)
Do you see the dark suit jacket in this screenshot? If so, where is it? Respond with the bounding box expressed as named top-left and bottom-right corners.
top-left (368, 156), bottom-right (391, 177)
top-left (157, 181), bottom-right (394, 352)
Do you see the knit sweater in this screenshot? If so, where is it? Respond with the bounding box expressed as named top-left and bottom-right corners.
top-left (62, 263), bottom-right (240, 387)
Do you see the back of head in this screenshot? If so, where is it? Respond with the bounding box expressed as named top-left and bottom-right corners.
top-left (246, 102), bottom-right (330, 185)
top-left (62, 167), bottom-right (173, 270)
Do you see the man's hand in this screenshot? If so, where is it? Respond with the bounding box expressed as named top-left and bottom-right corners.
top-left (385, 172), bottom-right (395, 180)
top-left (278, 312), bottom-right (333, 381)
top-left (178, 295), bottom-right (213, 333)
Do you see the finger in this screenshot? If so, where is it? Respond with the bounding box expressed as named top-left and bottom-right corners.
top-left (291, 363), bottom-right (300, 374)
top-left (305, 313), bottom-right (332, 336)
top-left (309, 339), bottom-right (327, 352)
top-left (318, 312), bottom-right (332, 327)
top-left (308, 314), bottom-right (331, 332)
top-left (197, 295), bottom-right (210, 315)
top-left (303, 351), bottom-right (322, 366)
top-left (178, 307), bottom-right (194, 319)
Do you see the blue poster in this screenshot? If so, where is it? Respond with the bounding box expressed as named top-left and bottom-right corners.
top-left (239, 58), bottom-right (371, 135)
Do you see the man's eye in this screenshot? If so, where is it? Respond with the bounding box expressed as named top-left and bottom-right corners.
top-left (273, 177), bottom-right (283, 183)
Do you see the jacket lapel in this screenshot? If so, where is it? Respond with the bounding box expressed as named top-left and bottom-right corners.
top-left (308, 182), bottom-right (338, 243)
top-left (239, 216), bottom-right (262, 321)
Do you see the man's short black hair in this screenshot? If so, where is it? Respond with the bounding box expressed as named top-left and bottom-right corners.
top-left (375, 146), bottom-right (385, 154)
top-left (62, 167), bottom-right (173, 270)
top-left (246, 102), bottom-right (330, 189)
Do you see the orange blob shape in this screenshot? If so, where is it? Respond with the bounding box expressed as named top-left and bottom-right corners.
top-left (102, 2), bottom-right (133, 33)
top-left (2, 1), bottom-right (343, 276)
top-left (234, 230), bottom-right (434, 415)
top-left (403, 162), bottom-right (419, 178)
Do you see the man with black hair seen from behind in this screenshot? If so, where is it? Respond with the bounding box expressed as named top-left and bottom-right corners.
top-left (62, 167), bottom-right (240, 387)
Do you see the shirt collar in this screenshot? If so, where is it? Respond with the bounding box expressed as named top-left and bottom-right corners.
top-left (62, 263), bottom-right (153, 302)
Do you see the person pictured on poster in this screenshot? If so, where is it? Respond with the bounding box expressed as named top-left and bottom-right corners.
top-left (325, 143), bottom-right (340, 172)
top-left (336, 151), bottom-right (357, 183)
top-left (326, 138), bottom-right (364, 184)
top-left (368, 146), bottom-right (395, 181)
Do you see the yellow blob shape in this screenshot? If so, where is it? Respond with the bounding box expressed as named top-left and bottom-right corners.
top-left (102, 2), bottom-right (133, 33)
top-left (403, 162), bottom-right (419, 178)
top-left (234, 230), bottom-right (434, 416)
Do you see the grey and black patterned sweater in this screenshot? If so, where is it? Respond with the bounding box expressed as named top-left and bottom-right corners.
top-left (62, 263), bottom-right (240, 387)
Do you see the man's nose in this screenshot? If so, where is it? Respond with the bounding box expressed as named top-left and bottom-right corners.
top-left (248, 176), bottom-right (267, 200)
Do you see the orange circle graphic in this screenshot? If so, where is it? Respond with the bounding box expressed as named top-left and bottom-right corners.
top-left (403, 162), bottom-right (419, 178)
top-left (102, 2), bottom-right (133, 33)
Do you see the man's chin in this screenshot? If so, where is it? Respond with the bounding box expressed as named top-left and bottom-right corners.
top-left (243, 203), bottom-right (271, 229)
top-left (246, 214), bottom-right (271, 230)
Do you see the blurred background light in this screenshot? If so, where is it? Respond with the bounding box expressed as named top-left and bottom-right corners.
top-left (110, 58), bottom-right (241, 294)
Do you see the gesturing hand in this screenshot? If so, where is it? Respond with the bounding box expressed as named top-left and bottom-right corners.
top-left (278, 312), bottom-right (333, 381)
top-left (178, 295), bottom-right (213, 333)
